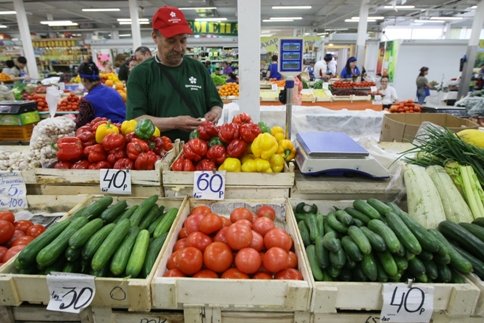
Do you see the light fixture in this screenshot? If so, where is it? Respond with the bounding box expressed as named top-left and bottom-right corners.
top-left (269, 17), bottom-right (303, 20)
top-left (317, 33), bottom-right (328, 35)
top-left (326, 28), bottom-right (348, 31)
top-left (430, 16), bottom-right (463, 20)
top-left (383, 5), bottom-right (415, 9)
top-left (0, 25), bottom-right (7, 28)
top-left (414, 19), bottom-right (445, 23)
top-left (40, 20), bottom-right (79, 26)
top-left (119, 21), bottom-right (150, 25)
top-left (345, 19), bottom-right (377, 22)
top-left (472, 6), bottom-right (477, 9)
top-left (351, 16), bottom-right (384, 20)
top-left (195, 18), bottom-right (227, 21)
top-left (262, 19), bottom-right (294, 22)
top-left (179, 7), bottom-right (217, 10)
top-left (272, 6), bottom-right (311, 9)
top-left (0, 11), bottom-right (16, 15)
top-left (82, 8), bottom-right (120, 12)
top-left (117, 18), bottom-right (149, 22)
top-left (260, 34), bottom-right (273, 37)
top-left (119, 34), bottom-right (131, 37)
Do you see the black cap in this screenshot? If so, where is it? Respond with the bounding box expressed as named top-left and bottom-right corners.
top-left (324, 54), bottom-right (333, 61)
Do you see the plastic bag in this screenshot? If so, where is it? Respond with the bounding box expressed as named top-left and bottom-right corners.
top-left (46, 86), bottom-right (63, 118)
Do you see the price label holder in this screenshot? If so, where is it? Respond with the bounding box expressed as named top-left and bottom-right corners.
top-left (0, 171), bottom-right (28, 209)
top-left (371, 86), bottom-right (378, 93)
top-left (380, 282), bottom-right (434, 322)
top-left (193, 170), bottom-right (226, 200)
top-left (46, 272), bottom-right (96, 314)
top-left (99, 169), bottom-right (131, 195)
top-left (271, 84), bottom-right (278, 91)
top-left (322, 83), bottom-right (329, 90)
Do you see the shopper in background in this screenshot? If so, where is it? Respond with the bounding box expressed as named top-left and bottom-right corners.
top-left (222, 61), bottom-right (233, 75)
top-left (2, 60), bottom-right (14, 75)
top-left (102, 61), bottom-right (116, 74)
top-left (379, 75), bottom-right (398, 110)
top-left (416, 66), bottom-right (431, 105)
top-left (126, 6), bottom-right (223, 142)
top-left (340, 56), bottom-right (361, 79)
top-left (226, 72), bottom-right (237, 83)
top-left (134, 46), bottom-right (152, 63)
top-left (118, 56), bottom-right (131, 82)
top-left (204, 61), bottom-right (212, 75)
top-left (9, 56), bottom-right (29, 80)
top-left (304, 61), bottom-right (315, 81)
top-left (266, 54), bottom-right (282, 80)
top-left (75, 60), bottom-right (126, 129)
top-left (292, 74), bottom-right (303, 105)
top-left (127, 57), bottom-right (139, 79)
top-left (314, 54), bottom-right (336, 81)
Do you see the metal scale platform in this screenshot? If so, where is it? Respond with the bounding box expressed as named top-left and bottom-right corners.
top-left (295, 132), bottom-right (390, 178)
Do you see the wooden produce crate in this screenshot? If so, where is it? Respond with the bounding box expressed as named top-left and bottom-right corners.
top-left (162, 151), bottom-right (295, 199)
top-left (311, 311), bottom-right (484, 323)
top-left (91, 306), bottom-right (184, 323)
top-left (151, 198), bottom-right (313, 321)
top-left (466, 273), bottom-right (484, 316)
top-left (1, 304), bottom-right (93, 323)
top-left (332, 95), bottom-right (352, 102)
top-left (288, 199), bottom-right (481, 319)
top-left (351, 94), bottom-right (372, 101)
top-left (0, 195), bottom-right (187, 312)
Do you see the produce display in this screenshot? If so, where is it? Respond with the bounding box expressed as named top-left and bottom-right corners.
top-left (332, 89), bottom-right (369, 96)
top-left (331, 81), bottom-right (376, 89)
top-left (313, 89), bottom-right (332, 98)
top-left (260, 90), bottom-right (278, 100)
top-left (269, 78), bottom-right (285, 88)
top-left (211, 74), bottom-right (226, 86)
top-left (164, 204), bottom-right (303, 279)
top-left (388, 100), bottom-right (422, 113)
top-left (14, 195), bottom-right (178, 277)
top-left (56, 93), bottom-right (80, 112)
top-left (0, 72), bottom-right (11, 82)
top-left (218, 83), bottom-right (239, 98)
top-left (26, 93), bottom-right (48, 112)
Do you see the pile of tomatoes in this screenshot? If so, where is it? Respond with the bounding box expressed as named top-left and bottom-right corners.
top-left (164, 205), bottom-right (303, 280)
top-left (332, 81), bottom-right (376, 89)
top-left (0, 211), bottom-right (46, 266)
top-left (388, 100), bottom-right (422, 113)
top-left (26, 94), bottom-right (49, 112)
top-left (57, 93), bottom-right (80, 112)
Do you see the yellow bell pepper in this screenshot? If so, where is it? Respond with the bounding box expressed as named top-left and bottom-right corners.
top-left (279, 139), bottom-right (296, 161)
top-left (120, 119), bottom-right (137, 136)
top-left (269, 154), bottom-right (285, 173)
top-left (152, 126), bottom-right (160, 137)
top-left (251, 133), bottom-right (278, 160)
top-left (241, 153), bottom-right (255, 164)
top-left (242, 157), bottom-right (273, 173)
top-left (218, 157), bottom-right (241, 172)
top-left (271, 126), bottom-right (285, 142)
top-left (95, 120), bottom-right (120, 143)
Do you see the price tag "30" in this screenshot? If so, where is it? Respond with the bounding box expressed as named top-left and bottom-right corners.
top-left (46, 272), bottom-right (96, 314)
top-left (99, 169), bottom-right (131, 195)
top-left (380, 283), bottom-right (434, 322)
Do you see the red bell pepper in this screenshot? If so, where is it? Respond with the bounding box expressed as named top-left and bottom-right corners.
top-left (56, 137), bottom-right (83, 163)
top-left (54, 161), bottom-right (73, 169)
top-left (172, 155), bottom-right (195, 171)
top-left (231, 112), bottom-right (253, 125)
top-left (183, 138), bottom-right (207, 162)
top-left (197, 120), bottom-right (219, 141)
top-left (125, 132), bottom-right (138, 143)
top-left (135, 151), bottom-right (157, 170)
top-left (88, 161), bottom-right (112, 169)
top-left (206, 145), bottom-right (227, 165)
top-left (239, 123), bottom-right (262, 144)
top-left (113, 158), bottom-right (134, 170)
top-left (161, 136), bottom-right (173, 151)
top-left (226, 139), bottom-right (247, 159)
top-left (75, 125), bottom-right (96, 147)
top-left (107, 148), bottom-right (127, 165)
top-left (127, 138), bottom-right (150, 160)
top-left (90, 117), bottom-right (108, 131)
top-left (84, 144), bottom-right (107, 163)
top-left (102, 133), bottom-right (126, 152)
top-left (218, 123), bottom-right (240, 144)
top-left (149, 136), bottom-right (165, 155)
top-left (196, 159), bottom-right (217, 171)
top-left (71, 160), bottom-right (91, 169)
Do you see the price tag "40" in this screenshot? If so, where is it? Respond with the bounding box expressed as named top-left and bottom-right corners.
top-left (380, 283), bottom-right (434, 322)
top-left (99, 169), bottom-right (131, 195)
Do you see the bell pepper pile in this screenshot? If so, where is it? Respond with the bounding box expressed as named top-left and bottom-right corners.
top-left (172, 113), bottom-right (296, 173)
top-left (52, 117), bottom-right (173, 170)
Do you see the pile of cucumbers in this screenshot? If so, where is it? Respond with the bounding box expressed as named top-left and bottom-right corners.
top-left (297, 199), bottom-right (471, 283)
top-left (14, 195), bottom-right (178, 278)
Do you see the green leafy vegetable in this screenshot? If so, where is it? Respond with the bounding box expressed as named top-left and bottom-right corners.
top-left (211, 74), bottom-right (226, 86)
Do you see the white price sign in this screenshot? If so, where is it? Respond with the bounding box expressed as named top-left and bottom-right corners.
top-left (46, 272), bottom-right (96, 314)
top-left (99, 169), bottom-right (131, 195)
top-left (193, 171), bottom-right (226, 200)
top-left (271, 84), bottom-right (278, 91)
top-left (322, 83), bottom-right (329, 90)
top-left (371, 86), bottom-right (378, 93)
top-left (380, 284), bottom-right (434, 322)
top-left (0, 171), bottom-right (28, 209)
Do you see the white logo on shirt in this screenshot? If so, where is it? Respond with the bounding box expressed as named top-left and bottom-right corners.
top-left (189, 76), bottom-right (197, 84)
top-left (186, 76), bottom-right (202, 91)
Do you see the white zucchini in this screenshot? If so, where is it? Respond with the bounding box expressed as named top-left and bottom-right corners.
top-left (404, 166), bottom-right (446, 229)
top-left (426, 165), bottom-right (474, 224)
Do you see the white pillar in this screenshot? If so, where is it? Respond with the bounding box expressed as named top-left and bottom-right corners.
top-left (111, 30), bottom-right (119, 39)
top-left (13, 0), bottom-right (39, 79)
top-left (356, 0), bottom-right (370, 65)
top-left (444, 23), bottom-right (452, 39)
top-left (129, 0), bottom-right (142, 50)
top-left (237, 0), bottom-right (261, 122)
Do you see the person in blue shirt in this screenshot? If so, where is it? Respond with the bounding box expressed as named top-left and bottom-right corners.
top-left (266, 55), bottom-right (282, 80)
top-left (225, 72), bottom-right (237, 83)
top-left (340, 56), bottom-right (361, 79)
top-left (305, 61), bottom-right (315, 81)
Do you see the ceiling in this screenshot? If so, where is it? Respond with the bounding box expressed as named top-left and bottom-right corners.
top-left (0, 0), bottom-right (478, 36)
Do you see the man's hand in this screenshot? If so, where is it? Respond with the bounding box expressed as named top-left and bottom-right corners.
top-left (175, 115), bottom-right (203, 132)
top-left (204, 106), bottom-right (222, 125)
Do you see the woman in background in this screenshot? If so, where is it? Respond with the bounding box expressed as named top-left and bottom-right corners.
top-left (340, 56), bottom-right (360, 79)
top-left (226, 72), bottom-right (238, 83)
top-left (102, 61), bottom-right (115, 74)
top-left (416, 66), bottom-right (431, 105)
top-left (2, 60), bottom-right (14, 75)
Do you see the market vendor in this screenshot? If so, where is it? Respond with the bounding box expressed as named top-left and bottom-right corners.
top-left (75, 61), bottom-right (126, 129)
top-left (314, 54), bottom-right (336, 81)
top-left (126, 6), bottom-right (223, 142)
top-left (8, 56), bottom-right (29, 81)
top-left (340, 56), bottom-right (361, 79)
top-left (266, 55), bottom-right (282, 80)
top-left (378, 75), bottom-right (398, 109)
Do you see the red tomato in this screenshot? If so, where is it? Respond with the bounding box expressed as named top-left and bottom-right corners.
top-left (0, 219), bottom-right (15, 245)
top-left (2, 245), bottom-right (26, 263)
top-left (0, 246), bottom-right (7, 261)
top-left (167, 250), bottom-right (181, 270)
top-left (256, 205), bottom-right (276, 221)
top-left (173, 238), bottom-right (188, 252)
top-left (193, 269), bottom-right (219, 278)
top-left (252, 217), bottom-right (275, 237)
top-left (0, 211), bottom-right (15, 223)
top-left (184, 213), bottom-right (205, 235)
top-left (235, 248), bottom-right (261, 274)
top-left (221, 267), bottom-right (250, 279)
top-left (264, 228), bottom-right (292, 252)
top-left (4, 229), bottom-right (24, 247)
top-left (175, 247), bottom-right (203, 275)
top-left (213, 227), bottom-right (229, 244)
top-left (26, 224), bottom-right (46, 238)
top-left (164, 268), bottom-right (186, 277)
top-left (263, 247), bottom-right (289, 273)
top-left (229, 207), bottom-right (253, 223)
top-left (190, 205), bottom-right (212, 216)
top-left (252, 272), bottom-right (272, 280)
top-left (221, 217), bottom-right (232, 228)
top-left (186, 232), bottom-right (213, 252)
top-left (258, 252), bottom-right (267, 273)
top-left (225, 223), bottom-right (253, 250)
top-left (199, 213), bottom-right (223, 235)
top-left (14, 220), bottom-right (34, 233)
top-left (248, 230), bottom-right (264, 251)
top-left (274, 268), bottom-right (303, 280)
top-left (235, 219), bottom-right (252, 229)
top-left (203, 242), bottom-right (233, 273)
top-left (11, 235), bottom-right (35, 247)
top-left (287, 251), bottom-right (298, 269)
top-left (178, 227), bottom-right (189, 239)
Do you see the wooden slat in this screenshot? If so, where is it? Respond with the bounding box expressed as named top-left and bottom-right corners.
top-left (11, 304), bottom-right (80, 321)
top-left (40, 184), bottom-right (162, 197)
top-left (0, 306), bottom-right (14, 323)
top-left (163, 186), bottom-right (289, 199)
top-left (466, 273), bottom-right (484, 316)
top-left (312, 311), bottom-right (484, 323)
top-left (221, 311), bottom-right (295, 323)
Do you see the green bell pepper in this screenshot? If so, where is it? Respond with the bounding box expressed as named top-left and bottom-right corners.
top-left (208, 136), bottom-right (224, 148)
top-left (135, 118), bottom-right (155, 140)
top-left (295, 202), bottom-right (318, 215)
top-left (258, 122), bottom-right (271, 134)
top-left (189, 129), bottom-right (200, 140)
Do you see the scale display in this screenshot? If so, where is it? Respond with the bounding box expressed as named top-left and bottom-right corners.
top-left (278, 38), bottom-right (304, 76)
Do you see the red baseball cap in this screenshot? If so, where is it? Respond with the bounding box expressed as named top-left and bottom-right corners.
top-left (152, 6), bottom-right (193, 38)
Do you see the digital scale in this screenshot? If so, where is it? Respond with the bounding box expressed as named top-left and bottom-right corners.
top-left (0, 100), bottom-right (37, 114)
top-left (422, 104), bottom-right (469, 118)
top-left (278, 39), bottom-right (304, 76)
top-left (295, 132), bottom-right (390, 178)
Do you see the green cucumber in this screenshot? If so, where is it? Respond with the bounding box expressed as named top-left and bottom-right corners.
top-left (315, 235), bottom-right (329, 269)
top-left (306, 244), bottom-right (324, 281)
top-left (393, 254), bottom-right (408, 271)
top-left (323, 217), bottom-right (338, 236)
top-left (110, 226), bottom-right (141, 276)
top-left (353, 218), bottom-right (364, 227)
top-left (352, 265), bottom-right (368, 282)
top-left (367, 198), bottom-right (392, 216)
top-left (360, 226), bottom-right (386, 252)
top-left (376, 261), bottom-right (389, 282)
top-left (450, 244), bottom-right (484, 279)
top-left (347, 225), bottom-right (372, 255)
top-left (139, 204), bottom-right (161, 231)
top-left (100, 200), bottom-right (128, 223)
top-left (335, 210), bottom-right (353, 226)
top-left (91, 219), bottom-right (131, 271)
top-left (459, 222), bottom-right (484, 243)
top-left (68, 218), bottom-right (104, 249)
top-left (377, 249), bottom-right (398, 276)
top-left (414, 273), bottom-right (429, 283)
top-left (341, 236), bottom-right (364, 262)
top-left (322, 231), bottom-right (340, 253)
top-left (65, 246), bottom-right (82, 262)
top-left (327, 265), bottom-right (341, 278)
top-left (69, 207), bottom-right (87, 220)
top-left (153, 207), bottom-right (178, 238)
top-left (81, 196), bottom-right (114, 219)
top-left (339, 268), bottom-right (352, 281)
top-left (115, 205), bottom-right (139, 224)
top-left (63, 260), bottom-right (81, 273)
top-left (472, 217), bottom-right (484, 228)
top-left (142, 232), bottom-right (168, 278)
top-left (130, 195), bottom-right (159, 227)
top-left (450, 269), bottom-right (466, 284)
top-left (329, 248), bottom-right (346, 269)
top-left (388, 272), bottom-right (402, 282)
top-left (327, 212), bottom-right (348, 234)
top-left (429, 228), bottom-right (473, 274)
top-left (422, 259), bottom-right (438, 280)
top-left (298, 221), bottom-right (311, 247)
top-left (417, 250), bottom-right (433, 261)
top-left (344, 207), bottom-right (371, 224)
top-left (385, 212), bottom-right (422, 255)
top-left (304, 213), bottom-right (320, 242)
top-left (81, 223), bottom-right (116, 260)
top-left (344, 255), bottom-right (356, 269)
top-left (408, 257), bottom-right (426, 276)
top-left (405, 250), bottom-right (416, 261)
top-left (436, 263), bottom-right (452, 283)
top-left (433, 253), bottom-right (451, 265)
top-left (316, 214), bottom-right (324, 238)
top-left (368, 219), bottom-right (401, 253)
top-left (44, 257), bottom-right (66, 275)
top-left (353, 199), bottom-right (382, 220)
top-left (362, 253), bottom-right (378, 281)
top-left (295, 213), bottom-right (307, 223)
top-left (148, 208), bottom-right (166, 236)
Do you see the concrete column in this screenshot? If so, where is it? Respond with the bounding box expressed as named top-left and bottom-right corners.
top-left (129, 0), bottom-right (142, 50)
top-left (13, 0), bottom-right (39, 79)
top-left (458, 0), bottom-right (484, 99)
top-left (444, 23), bottom-right (452, 39)
top-left (356, 0), bottom-right (370, 65)
top-left (111, 30), bottom-right (119, 40)
top-left (237, 0), bottom-right (261, 122)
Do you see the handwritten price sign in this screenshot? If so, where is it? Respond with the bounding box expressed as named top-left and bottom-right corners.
top-left (193, 171), bottom-right (226, 200)
top-left (46, 272), bottom-right (96, 314)
top-left (0, 171), bottom-right (28, 209)
top-left (380, 284), bottom-right (434, 322)
top-left (99, 169), bottom-right (131, 195)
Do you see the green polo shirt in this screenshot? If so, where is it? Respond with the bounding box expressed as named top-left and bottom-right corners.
top-left (127, 56), bottom-right (223, 142)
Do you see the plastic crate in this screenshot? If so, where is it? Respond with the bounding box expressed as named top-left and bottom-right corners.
top-left (0, 123), bottom-right (36, 140)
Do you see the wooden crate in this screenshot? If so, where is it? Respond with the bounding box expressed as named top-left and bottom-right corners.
top-left (0, 195), bottom-right (186, 312)
top-left (466, 273), bottom-right (484, 316)
top-left (189, 309), bottom-right (311, 323)
top-left (351, 95), bottom-right (372, 101)
top-left (1, 304), bottom-right (93, 323)
top-left (91, 306), bottom-right (184, 323)
top-left (312, 311), bottom-right (484, 323)
top-left (151, 198), bottom-right (313, 315)
top-left (162, 151), bottom-right (295, 199)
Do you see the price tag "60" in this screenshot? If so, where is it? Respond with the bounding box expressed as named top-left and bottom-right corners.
top-left (193, 171), bottom-right (226, 200)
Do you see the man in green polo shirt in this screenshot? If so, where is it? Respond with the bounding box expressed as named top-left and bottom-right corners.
top-left (126, 6), bottom-right (223, 142)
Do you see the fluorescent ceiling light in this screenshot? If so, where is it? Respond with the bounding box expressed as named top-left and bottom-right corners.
top-left (351, 16), bottom-right (384, 20)
top-left (195, 18), bottom-right (227, 21)
top-left (317, 33), bottom-right (328, 35)
top-left (272, 6), bottom-right (312, 9)
top-left (472, 6), bottom-right (477, 9)
top-left (326, 28), bottom-right (348, 31)
top-left (0, 25), bottom-right (7, 28)
top-left (263, 19), bottom-right (294, 22)
top-left (179, 7), bottom-right (217, 10)
top-left (260, 34), bottom-right (273, 37)
top-left (345, 19), bottom-right (377, 22)
top-left (41, 20), bottom-right (73, 25)
top-left (270, 17), bottom-right (302, 20)
top-left (82, 8), bottom-right (120, 12)
top-left (119, 21), bottom-right (150, 25)
top-left (383, 5), bottom-right (415, 9)
top-left (414, 19), bottom-right (445, 23)
top-left (119, 34), bottom-right (131, 37)
top-left (430, 16), bottom-right (463, 20)
top-left (117, 18), bottom-right (149, 22)
top-left (0, 11), bottom-right (16, 15)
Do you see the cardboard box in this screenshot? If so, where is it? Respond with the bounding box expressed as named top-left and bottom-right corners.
top-left (380, 113), bottom-right (479, 142)
top-left (0, 111), bottom-right (40, 126)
